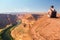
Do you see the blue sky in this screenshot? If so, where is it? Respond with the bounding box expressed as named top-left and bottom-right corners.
top-left (0, 0), bottom-right (60, 13)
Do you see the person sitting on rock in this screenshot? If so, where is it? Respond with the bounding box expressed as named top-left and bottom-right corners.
top-left (48, 5), bottom-right (57, 18)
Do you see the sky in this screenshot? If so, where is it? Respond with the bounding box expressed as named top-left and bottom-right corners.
top-left (0, 0), bottom-right (60, 13)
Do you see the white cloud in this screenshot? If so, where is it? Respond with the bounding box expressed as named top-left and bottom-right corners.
top-left (19, 8), bottom-right (31, 12)
top-left (0, 8), bottom-right (31, 13)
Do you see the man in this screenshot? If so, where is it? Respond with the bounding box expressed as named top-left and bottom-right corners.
top-left (48, 5), bottom-right (57, 18)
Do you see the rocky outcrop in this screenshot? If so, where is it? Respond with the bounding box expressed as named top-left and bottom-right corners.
top-left (11, 14), bottom-right (60, 40)
top-left (11, 24), bottom-right (33, 40)
top-left (30, 15), bottom-right (60, 40)
top-left (11, 14), bottom-right (36, 40)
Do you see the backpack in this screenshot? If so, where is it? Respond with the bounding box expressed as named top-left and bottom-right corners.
top-left (50, 9), bottom-right (57, 18)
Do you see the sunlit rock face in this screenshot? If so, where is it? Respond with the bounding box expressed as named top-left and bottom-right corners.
top-left (11, 13), bottom-right (60, 40)
top-left (11, 13), bottom-right (43, 40)
top-left (30, 14), bottom-right (60, 40)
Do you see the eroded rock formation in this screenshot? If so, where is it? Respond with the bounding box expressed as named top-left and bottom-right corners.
top-left (11, 14), bottom-right (60, 40)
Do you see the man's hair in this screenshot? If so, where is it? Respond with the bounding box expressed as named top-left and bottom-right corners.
top-left (51, 5), bottom-right (54, 8)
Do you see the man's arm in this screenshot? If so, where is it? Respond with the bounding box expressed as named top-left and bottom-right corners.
top-left (47, 10), bottom-right (51, 17)
top-left (48, 10), bottom-right (50, 15)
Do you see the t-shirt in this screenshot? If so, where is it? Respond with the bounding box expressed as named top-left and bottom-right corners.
top-left (48, 8), bottom-right (55, 15)
top-left (48, 8), bottom-right (57, 18)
